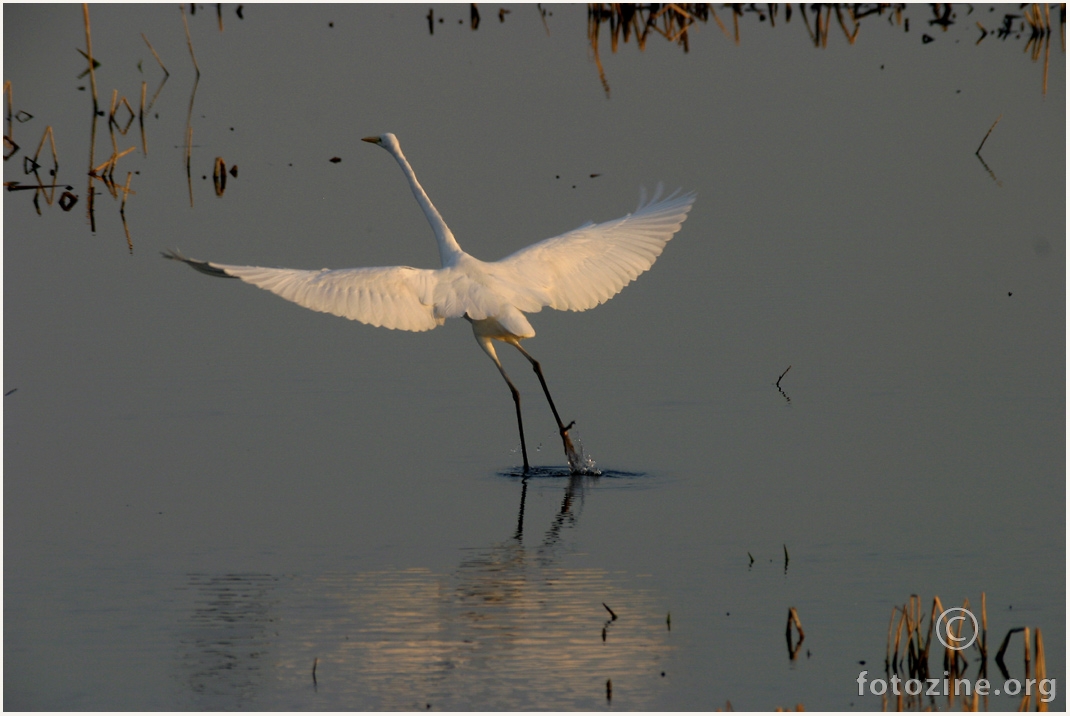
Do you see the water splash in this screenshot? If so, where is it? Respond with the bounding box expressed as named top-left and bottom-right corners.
top-left (567, 434), bottom-right (600, 476)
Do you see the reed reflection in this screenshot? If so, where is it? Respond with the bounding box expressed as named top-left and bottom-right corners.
top-left (178, 475), bottom-right (672, 709)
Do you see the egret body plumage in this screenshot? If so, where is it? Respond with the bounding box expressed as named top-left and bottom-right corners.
top-left (164, 133), bottom-right (695, 473)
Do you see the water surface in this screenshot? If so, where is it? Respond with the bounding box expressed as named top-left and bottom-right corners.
top-left (4, 4), bottom-right (1064, 710)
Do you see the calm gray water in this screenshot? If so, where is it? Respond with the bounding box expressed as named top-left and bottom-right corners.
top-left (4, 4), bottom-right (1064, 710)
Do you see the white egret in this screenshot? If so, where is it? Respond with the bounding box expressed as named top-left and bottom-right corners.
top-left (164, 133), bottom-right (695, 474)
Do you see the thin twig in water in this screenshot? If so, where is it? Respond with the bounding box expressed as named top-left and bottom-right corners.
top-left (976, 114), bottom-right (1002, 155)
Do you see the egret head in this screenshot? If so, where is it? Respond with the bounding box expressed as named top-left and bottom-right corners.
top-left (362, 133), bottom-right (398, 150)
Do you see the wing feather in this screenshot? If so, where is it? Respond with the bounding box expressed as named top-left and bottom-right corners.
top-left (203, 261), bottom-right (441, 331)
top-left (489, 188), bottom-right (696, 313)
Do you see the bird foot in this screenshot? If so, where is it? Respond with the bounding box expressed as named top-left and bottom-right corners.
top-left (560, 422), bottom-right (583, 474)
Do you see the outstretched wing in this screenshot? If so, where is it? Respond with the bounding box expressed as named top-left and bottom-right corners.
top-left (489, 188), bottom-right (696, 313)
top-left (162, 250), bottom-right (442, 331)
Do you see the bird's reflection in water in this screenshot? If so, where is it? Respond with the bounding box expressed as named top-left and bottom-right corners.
top-left (177, 475), bottom-right (670, 710)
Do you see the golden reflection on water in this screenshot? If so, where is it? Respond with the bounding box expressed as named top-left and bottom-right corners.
top-left (180, 479), bottom-right (673, 709)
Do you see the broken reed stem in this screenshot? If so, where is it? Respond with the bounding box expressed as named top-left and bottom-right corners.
top-left (33, 125), bottom-right (57, 169)
top-left (787, 607), bottom-right (804, 638)
top-left (91, 145), bottom-right (135, 177)
top-left (141, 33), bottom-right (169, 75)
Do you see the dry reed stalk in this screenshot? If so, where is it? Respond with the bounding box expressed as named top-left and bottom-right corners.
top-left (787, 607), bottom-right (804, 638)
top-left (891, 606), bottom-right (906, 669)
top-left (3, 80), bottom-right (14, 158)
top-left (980, 592), bottom-right (988, 660)
top-left (213, 157), bottom-right (227, 196)
top-left (83, 4), bottom-right (99, 112)
top-left (907, 594), bottom-right (922, 663)
top-left (31, 126), bottom-right (59, 206)
top-left (181, 5), bottom-right (201, 77)
top-left (33, 125), bottom-right (58, 171)
top-left (91, 146), bottom-right (135, 178)
top-left (1042, 26), bottom-right (1051, 95)
top-left (709, 5), bottom-right (731, 41)
top-left (952, 597), bottom-right (973, 671)
top-left (786, 606), bottom-right (805, 659)
top-left (1035, 628), bottom-right (1047, 712)
top-left (587, 16), bottom-right (610, 97)
top-left (141, 33), bottom-right (169, 75)
top-left (106, 90), bottom-right (120, 156)
top-left (120, 171), bottom-right (133, 253)
top-left (834, 6), bottom-right (859, 44)
top-left (113, 96), bottom-right (135, 135)
top-left (140, 33), bottom-right (170, 113)
top-left (1023, 626), bottom-right (1032, 681)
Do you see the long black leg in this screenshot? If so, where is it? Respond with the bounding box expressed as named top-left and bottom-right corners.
top-left (493, 360), bottom-right (530, 474)
top-left (513, 344), bottom-right (581, 472)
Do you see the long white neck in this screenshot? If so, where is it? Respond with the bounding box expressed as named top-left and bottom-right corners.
top-left (387, 142), bottom-right (464, 266)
